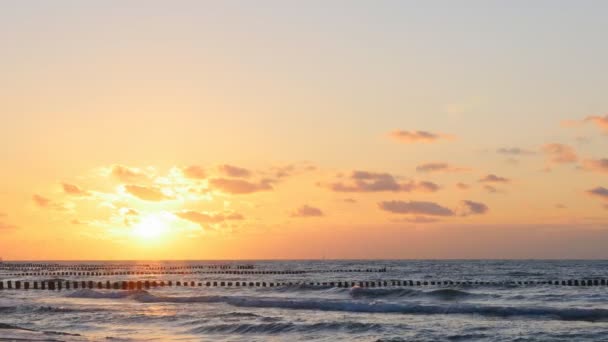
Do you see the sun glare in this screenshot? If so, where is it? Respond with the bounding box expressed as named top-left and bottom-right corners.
top-left (131, 214), bottom-right (170, 241)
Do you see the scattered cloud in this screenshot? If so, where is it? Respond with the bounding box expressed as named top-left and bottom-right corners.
top-left (496, 147), bottom-right (536, 155)
top-left (483, 185), bottom-right (501, 193)
top-left (110, 165), bottom-right (148, 182)
top-left (582, 158), bottom-right (608, 174)
top-left (378, 200), bottom-right (455, 216)
top-left (31, 194), bottom-right (68, 211)
top-left (291, 205), bottom-right (324, 217)
top-left (119, 208), bottom-right (139, 216)
top-left (389, 130), bottom-right (453, 143)
top-left (182, 165), bottom-right (206, 179)
top-left (32, 194), bottom-right (51, 208)
top-left (461, 200), bottom-right (489, 215)
top-left (587, 187), bottom-right (608, 201)
top-left (584, 115), bottom-right (608, 132)
top-left (415, 162), bottom-right (469, 173)
top-left (124, 185), bottom-right (172, 201)
top-left (218, 164), bottom-right (252, 178)
top-left (61, 183), bottom-right (89, 196)
top-left (556, 204), bottom-right (567, 209)
top-left (541, 143), bottom-right (578, 164)
top-left (176, 210), bottom-right (244, 228)
top-left (343, 198), bottom-right (357, 203)
top-left (327, 170), bottom-right (439, 193)
top-left (479, 174), bottom-right (510, 183)
top-left (209, 178), bottom-right (273, 194)
top-left (456, 182), bottom-right (470, 190)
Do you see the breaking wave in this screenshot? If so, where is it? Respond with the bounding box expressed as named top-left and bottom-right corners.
top-left (65, 289), bottom-right (608, 322)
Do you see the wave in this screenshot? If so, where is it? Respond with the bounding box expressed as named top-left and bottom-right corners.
top-left (349, 287), bottom-right (482, 301)
top-left (66, 289), bottom-right (608, 322)
top-left (189, 321), bottom-right (384, 334)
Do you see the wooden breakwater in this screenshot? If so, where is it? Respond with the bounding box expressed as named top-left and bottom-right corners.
top-left (0, 278), bottom-right (606, 291)
top-left (0, 268), bottom-right (388, 277)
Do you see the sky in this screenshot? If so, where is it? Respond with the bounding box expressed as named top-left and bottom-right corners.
top-left (1, 1), bottom-right (607, 260)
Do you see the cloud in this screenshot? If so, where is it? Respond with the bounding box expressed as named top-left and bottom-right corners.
top-left (583, 115), bottom-right (608, 132)
top-left (389, 130), bottom-right (452, 143)
top-left (415, 162), bottom-right (469, 173)
top-left (182, 165), bottom-right (206, 179)
top-left (378, 200), bottom-right (455, 216)
top-left (32, 194), bottom-right (68, 211)
top-left (343, 198), bottom-right (357, 203)
top-left (461, 200), bottom-right (489, 215)
top-left (541, 143), bottom-right (578, 164)
top-left (483, 185), bottom-right (500, 193)
top-left (456, 182), bottom-right (470, 190)
top-left (124, 185), bottom-right (172, 201)
top-left (582, 158), bottom-right (608, 174)
top-left (111, 165), bottom-right (148, 182)
top-left (209, 178), bottom-right (273, 194)
top-left (291, 205), bottom-right (324, 217)
top-left (61, 183), bottom-right (89, 196)
top-left (119, 207), bottom-right (139, 216)
top-left (587, 187), bottom-right (608, 201)
top-left (478, 174), bottom-right (510, 183)
top-left (32, 194), bottom-right (51, 207)
top-left (496, 147), bottom-right (536, 155)
top-left (218, 164), bottom-right (251, 178)
top-left (176, 210), bottom-right (244, 228)
top-left (327, 170), bottom-right (439, 193)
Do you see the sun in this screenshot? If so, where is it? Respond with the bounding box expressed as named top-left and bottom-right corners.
top-left (131, 214), bottom-right (170, 241)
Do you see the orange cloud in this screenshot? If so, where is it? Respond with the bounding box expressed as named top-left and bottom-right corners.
top-left (479, 174), bottom-right (510, 183)
top-left (327, 170), bottom-right (439, 193)
top-left (209, 178), bottom-right (273, 194)
top-left (182, 165), bottom-right (206, 179)
top-left (483, 185), bottom-right (501, 193)
top-left (583, 115), bottom-right (608, 132)
top-left (461, 200), bottom-right (489, 215)
top-left (541, 143), bottom-right (578, 164)
top-left (124, 185), bottom-right (172, 201)
top-left (61, 183), bottom-right (89, 196)
top-left (31, 194), bottom-right (68, 211)
top-left (582, 158), bottom-right (608, 174)
top-left (389, 130), bottom-right (453, 143)
top-left (111, 165), bottom-right (148, 182)
top-left (416, 162), bottom-right (469, 173)
top-left (176, 210), bottom-right (244, 228)
top-left (218, 164), bottom-right (251, 178)
top-left (378, 200), bottom-right (455, 216)
top-left (587, 187), bottom-right (608, 201)
top-left (291, 205), bottom-right (324, 217)
top-left (456, 182), bottom-right (470, 190)
top-left (32, 194), bottom-right (51, 207)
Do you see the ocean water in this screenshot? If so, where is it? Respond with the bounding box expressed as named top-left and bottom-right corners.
top-left (1, 260), bottom-right (608, 341)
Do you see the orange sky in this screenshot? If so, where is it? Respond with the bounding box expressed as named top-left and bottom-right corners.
top-left (1, 2), bottom-right (607, 259)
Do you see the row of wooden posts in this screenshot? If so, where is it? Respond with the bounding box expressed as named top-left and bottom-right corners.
top-left (0, 264), bottom-right (255, 271)
top-left (1, 278), bottom-right (607, 290)
top-left (1, 268), bottom-right (388, 277)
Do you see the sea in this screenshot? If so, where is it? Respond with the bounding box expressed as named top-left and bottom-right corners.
top-left (1, 260), bottom-right (608, 341)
